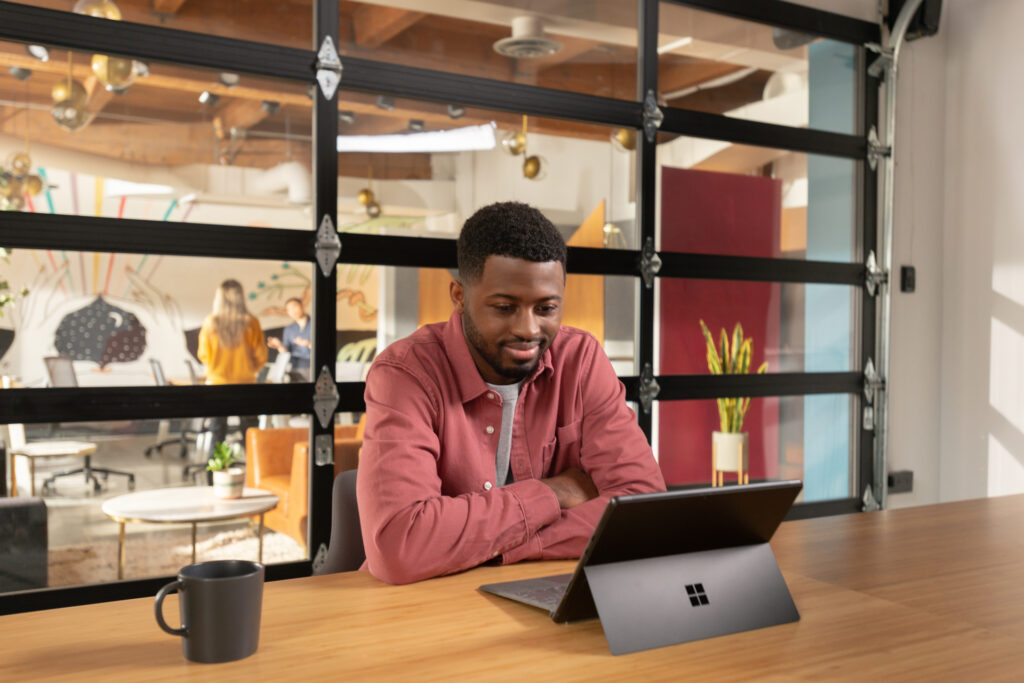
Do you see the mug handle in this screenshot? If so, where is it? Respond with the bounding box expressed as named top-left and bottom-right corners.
top-left (154, 579), bottom-right (187, 637)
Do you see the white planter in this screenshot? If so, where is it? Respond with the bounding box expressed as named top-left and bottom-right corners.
top-left (212, 467), bottom-right (245, 499)
top-left (712, 431), bottom-right (748, 481)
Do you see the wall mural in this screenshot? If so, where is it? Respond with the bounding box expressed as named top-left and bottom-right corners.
top-left (1, 258), bottom-right (190, 387)
top-left (54, 296), bottom-right (146, 367)
top-left (0, 167), bottom-right (384, 386)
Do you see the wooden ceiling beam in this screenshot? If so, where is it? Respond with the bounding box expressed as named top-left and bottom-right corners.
top-left (152, 0), bottom-right (188, 13)
top-left (352, 6), bottom-right (426, 48)
top-left (213, 99), bottom-right (272, 141)
top-left (82, 75), bottom-right (116, 118)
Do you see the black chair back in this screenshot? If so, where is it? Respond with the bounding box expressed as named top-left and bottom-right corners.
top-left (316, 469), bottom-right (365, 574)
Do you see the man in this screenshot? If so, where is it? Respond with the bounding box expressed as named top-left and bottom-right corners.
top-left (358, 202), bottom-right (666, 585)
top-left (267, 297), bottom-right (311, 381)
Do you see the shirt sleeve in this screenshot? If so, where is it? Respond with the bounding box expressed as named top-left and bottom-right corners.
top-left (197, 318), bottom-right (212, 366)
top-left (249, 317), bottom-right (268, 370)
top-left (281, 323), bottom-right (296, 354)
top-left (358, 360), bottom-right (561, 585)
top-left (502, 339), bottom-right (666, 564)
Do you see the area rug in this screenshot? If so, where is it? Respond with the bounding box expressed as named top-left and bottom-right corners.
top-left (48, 526), bottom-right (306, 587)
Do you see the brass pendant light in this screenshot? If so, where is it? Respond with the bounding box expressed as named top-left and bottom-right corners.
top-left (51, 53), bottom-right (89, 132)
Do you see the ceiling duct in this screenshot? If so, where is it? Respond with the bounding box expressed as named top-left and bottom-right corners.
top-left (493, 16), bottom-right (562, 59)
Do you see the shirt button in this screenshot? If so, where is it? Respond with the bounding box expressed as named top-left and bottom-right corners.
top-left (485, 425), bottom-right (495, 434)
top-left (483, 481), bottom-right (493, 491)
top-left (487, 392), bottom-right (495, 400)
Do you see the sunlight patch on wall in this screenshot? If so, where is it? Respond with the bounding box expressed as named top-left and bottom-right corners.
top-left (989, 317), bottom-right (1024, 435)
top-left (987, 433), bottom-right (1024, 497)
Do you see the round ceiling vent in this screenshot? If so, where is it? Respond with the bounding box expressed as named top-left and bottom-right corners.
top-left (493, 16), bottom-right (562, 59)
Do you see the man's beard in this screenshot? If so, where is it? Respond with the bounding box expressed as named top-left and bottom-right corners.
top-left (462, 311), bottom-right (545, 382)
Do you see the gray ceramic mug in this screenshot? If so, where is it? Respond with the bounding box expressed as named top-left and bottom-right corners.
top-left (155, 559), bottom-right (265, 664)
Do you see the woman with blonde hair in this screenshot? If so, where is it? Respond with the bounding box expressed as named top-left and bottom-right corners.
top-left (198, 279), bottom-right (267, 445)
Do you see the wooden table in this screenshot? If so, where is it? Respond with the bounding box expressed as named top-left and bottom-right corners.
top-left (101, 487), bottom-right (279, 580)
top-left (5, 494), bottom-right (1024, 679)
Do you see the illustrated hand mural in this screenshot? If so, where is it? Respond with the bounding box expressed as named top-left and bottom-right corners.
top-left (0, 262), bottom-right (191, 387)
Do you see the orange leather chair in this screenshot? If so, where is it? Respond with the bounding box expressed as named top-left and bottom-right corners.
top-left (245, 416), bottom-right (365, 548)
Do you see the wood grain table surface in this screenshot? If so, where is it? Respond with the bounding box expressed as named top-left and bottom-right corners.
top-left (3, 494), bottom-right (1024, 681)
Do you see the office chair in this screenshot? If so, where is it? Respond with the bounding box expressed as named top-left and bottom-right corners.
top-left (145, 358), bottom-right (200, 459)
top-left (314, 469), bottom-right (364, 574)
top-left (264, 351), bottom-right (292, 384)
top-left (43, 356), bottom-right (78, 388)
top-left (38, 357), bottom-right (135, 493)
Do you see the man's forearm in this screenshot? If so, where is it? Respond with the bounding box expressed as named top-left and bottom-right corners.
top-left (362, 478), bottom-right (562, 584)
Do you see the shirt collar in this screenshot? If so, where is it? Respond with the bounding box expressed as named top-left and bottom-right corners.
top-left (442, 311), bottom-right (553, 404)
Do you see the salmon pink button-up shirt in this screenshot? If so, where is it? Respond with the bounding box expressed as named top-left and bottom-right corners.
top-left (358, 312), bottom-right (666, 585)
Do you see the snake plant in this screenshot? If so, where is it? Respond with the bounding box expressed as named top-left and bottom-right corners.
top-left (699, 320), bottom-right (768, 433)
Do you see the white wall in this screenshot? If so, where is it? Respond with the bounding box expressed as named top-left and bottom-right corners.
top-left (802, 0), bottom-right (1024, 506)
top-left (936, 0), bottom-right (1024, 502)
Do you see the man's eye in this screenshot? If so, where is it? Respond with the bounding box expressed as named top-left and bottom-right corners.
top-left (537, 305), bottom-right (558, 314)
top-left (492, 304), bottom-right (514, 312)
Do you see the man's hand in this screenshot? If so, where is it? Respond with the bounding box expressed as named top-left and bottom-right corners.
top-left (540, 468), bottom-right (598, 510)
top-left (294, 337), bottom-right (311, 348)
top-left (267, 336), bottom-right (283, 351)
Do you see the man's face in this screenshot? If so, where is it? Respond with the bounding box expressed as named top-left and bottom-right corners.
top-left (451, 255), bottom-right (564, 385)
top-left (285, 300), bottom-right (305, 322)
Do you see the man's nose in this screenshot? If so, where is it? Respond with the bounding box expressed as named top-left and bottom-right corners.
top-left (512, 309), bottom-right (541, 339)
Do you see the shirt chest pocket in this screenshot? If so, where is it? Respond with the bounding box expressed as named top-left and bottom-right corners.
top-left (540, 419), bottom-right (582, 476)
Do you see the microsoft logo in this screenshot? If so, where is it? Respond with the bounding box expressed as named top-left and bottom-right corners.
top-left (685, 583), bottom-right (709, 607)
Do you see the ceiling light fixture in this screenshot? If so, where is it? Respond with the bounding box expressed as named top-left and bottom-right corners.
top-left (9, 66), bottom-right (31, 81)
top-left (261, 100), bottom-right (280, 115)
top-left (408, 119), bottom-right (425, 132)
top-left (337, 122), bottom-right (497, 154)
top-left (218, 72), bottom-right (240, 87)
top-left (198, 91), bottom-right (220, 106)
top-left (494, 16), bottom-right (562, 58)
top-left (656, 36), bottom-right (693, 55)
top-left (338, 110), bottom-right (356, 125)
top-left (447, 104), bottom-right (466, 119)
top-left (376, 95), bottom-right (395, 111)
top-left (133, 60), bottom-right (149, 77)
top-left (25, 44), bottom-right (49, 62)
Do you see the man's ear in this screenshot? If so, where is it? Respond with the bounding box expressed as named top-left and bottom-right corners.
top-left (450, 278), bottom-right (465, 314)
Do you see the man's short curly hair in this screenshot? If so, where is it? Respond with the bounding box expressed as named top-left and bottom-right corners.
top-left (457, 202), bottom-right (566, 283)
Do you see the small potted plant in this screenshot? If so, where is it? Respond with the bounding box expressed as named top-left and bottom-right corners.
top-left (207, 441), bottom-right (244, 499)
top-left (699, 320), bottom-right (767, 486)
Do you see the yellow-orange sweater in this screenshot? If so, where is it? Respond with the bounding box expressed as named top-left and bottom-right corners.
top-left (197, 315), bottom-right (268, 385)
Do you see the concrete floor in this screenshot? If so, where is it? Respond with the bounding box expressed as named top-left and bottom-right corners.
top-left (10, 424), bottom-right (252, 548)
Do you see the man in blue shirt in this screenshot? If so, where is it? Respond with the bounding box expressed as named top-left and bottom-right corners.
top-left (267, 297), bottom-right (311, 381)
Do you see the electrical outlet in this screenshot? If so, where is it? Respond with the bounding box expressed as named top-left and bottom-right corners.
top-left (900, 266), bottom-right (916, 292)
top-left (888, 470), bottom-right (913, 493)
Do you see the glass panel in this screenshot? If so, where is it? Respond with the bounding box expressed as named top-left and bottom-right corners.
top-left (356, 267), bottom-right (636, 376)
top-left (655, 394), bottom-right (856, 502)
top-left (0, 251), bottom-right (314, 387)
top-left (336, 89), bottom-right (638, 249)
top-left (338, 1), bottom-right (638, 100)
top-left (0, 415), bottom-right (313, 592)
top-left (656, 137), bottom-right (858, 262)
top-left (658, 2), bottom-right (858, 134)
top-left (8, 1), bottom-right (312, 49)
top-left (0, 42), bottom-right (312, 228)
top-left (657, 280), bottom-right (857, 375)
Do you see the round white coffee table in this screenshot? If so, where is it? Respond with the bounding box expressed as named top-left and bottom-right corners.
top-left (101, 487), bottom-right (279, 580)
